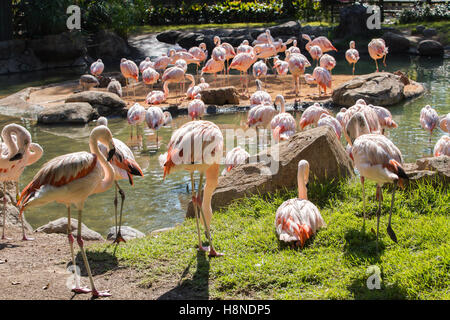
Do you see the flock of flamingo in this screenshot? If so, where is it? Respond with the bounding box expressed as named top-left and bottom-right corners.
top-left (0, 29), bottom-right (449, 298)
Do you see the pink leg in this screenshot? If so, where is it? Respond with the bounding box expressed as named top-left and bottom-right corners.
top-left (2, 183), bottom-right (11, 240)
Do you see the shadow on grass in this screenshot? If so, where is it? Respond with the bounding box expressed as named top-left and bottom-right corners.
top-left (157, 249), bottom-right (210, 300)
top-left (70, 250), bottom-right (119, 277)
top-left (343, 226), bottom-right (385, 265)
top-left (347, 277), bottom-right (408, 300)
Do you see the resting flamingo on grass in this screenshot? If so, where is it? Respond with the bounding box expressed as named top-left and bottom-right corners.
top-left (275, 160), bottom-right (325, 248)
top-left (159, 120), bottom-right (224, 257)
top-left (18, 125), bottom-right (117, 297)
top-left (0, 124), bottom-right (43, 241)
top-left (345, 41), bottom-right (360, 75)
top-left (270, 94), bottom-right (296, 142)
top-left (222, 147), bottom-right (250, 175)
top-left (96, 117), bottom-right (144, 244)
top-left (420, 105), bottom-right (439, 141)
top-left (434, 135), bottom-right (450, 156)
top-left (90, 59), bottom-right (104, 77)
top-left (368, 39), bottom-right (388, 72)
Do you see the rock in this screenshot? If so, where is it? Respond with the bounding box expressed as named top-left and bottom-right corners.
top-left (332, 72), bottom-right (405, 107)
top-left (335, 4), bottom-right (370, 38)
top-left (200, 87), bottom-right (240, 105)
top-left (156, 30), bottom-right (183, 44)
top-left (382, 32), bottom-right (410, 53)
top-left (418, 40), bottom-right (444, 57)
top-left (415, 25), bottom-right (426, 34)
top-left (106, 226), bottom-right (146, 241)
top-left (28, 32), bottom-right (87, 62)
top-left (187, 126), bottom-right (354, 218)
top-left (88, 30), bottom-right (130, 62)
top-left (393, 70), bottom-right (410, 85)
top-left (404, 156), bottom-right (449, 186)
top-left (150, 227), bottom-right (174, 235)
top-left (65, 91), bottom-right (127, 117)
top-left (0, 39), bottom-right (26, 60)
top-left (37, 102), bottom-right (97, 124)
top-left (36, 217), bottom-right (104, 241)
top-left (0, 87), bottom-right (45, 118)
top-left (0, 181), bottom-right (32, 232)
top-left (423, 28), bottom-right (437, 38)
top-left (269, 21), bottom-right (301, 37)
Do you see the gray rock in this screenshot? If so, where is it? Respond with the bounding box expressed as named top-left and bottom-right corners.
top-left (88, 30), bottom-right (130, 62)
top-left (423, 28), bottom-right (437, 38)
top-left (418, 40), bottom-right (444, 57)
top-left (332, 72), bottom-right (405, 107)
top-left (269, 21), bottom-right (301, 37)
top-left (200, 87), bottom-right (240, 105)
top-left (106, 226), bottom-right (146, 241)
top-left (415, 25), bottom-right (426, 34)
top-left (382, 32), bottom-right (410, 53)
top-left (65, 91), bottom-right (127, 117)
top-left (187, 126), bottom-right (354, 218)
top-left (0, 39), bottom-right (26, 60)
top-left (36, 217), bottom-right (104, 241)
top-left (37, 102), bottom-right (97, 124)
top-left (335, 4), bottom-right (370, 38)
top-left (28, 32), bottom-right (87, 62)
top-left (404, 155), bottom-right (449, 186)
top-left (156, 30), bottom-right (183, 44)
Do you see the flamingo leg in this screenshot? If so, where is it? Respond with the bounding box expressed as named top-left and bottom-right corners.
top-left (155, 130), bottom-right (159, 150)
top-left (76, 209), bottom-right (111, 297)
top-left (375, 184), bottom-right (382, 251)
top-left (375, 59), bottom-right (379, 73)
top-left (191, 172), bottom-right (208, 252)
top-left (1, 182), bottom-right (11, 240)
top-left (21, 208), bottom-right (34, 241)
top-left (361, 176), bottom-right (366, 227)
top-left (352, 63), bottom-right (355, 76)
top-left (113, 181), bottom-right (126, 244)
top-left (386, 180), bottom-right (398, 243)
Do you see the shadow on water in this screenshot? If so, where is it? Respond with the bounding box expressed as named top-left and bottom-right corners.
top-left (157, 250), bottom-right (210, 300)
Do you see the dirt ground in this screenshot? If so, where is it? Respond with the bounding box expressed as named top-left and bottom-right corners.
top-left (27, 73), bottom-right (355, 110)
top-left (0, 227), bottom-right (183, 300)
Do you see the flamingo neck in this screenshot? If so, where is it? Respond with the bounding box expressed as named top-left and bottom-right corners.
top-left (26, 143), bottom-right (43, 166)
top-left (1, 126), bottom-right (19, 159)
top-left (297, 171), bottom-right (307, 200)
top-left (280, 99), bottom-right (285, 113)
top-left (89, 133), bottom-right (115, 195)
top-left (163, 82), bottom-right (169, 97)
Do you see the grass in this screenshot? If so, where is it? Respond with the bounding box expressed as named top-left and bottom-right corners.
top-left (388, 20), bottom-right (450, 45)
top-left (89, 177), bottom-right (449, 300)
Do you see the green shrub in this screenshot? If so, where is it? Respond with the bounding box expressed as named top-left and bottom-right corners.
top-left (398, 2), bottom-right (450, 24)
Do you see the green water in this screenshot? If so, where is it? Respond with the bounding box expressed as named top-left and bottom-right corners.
top-left (0, 55), bottom-right (448, 236)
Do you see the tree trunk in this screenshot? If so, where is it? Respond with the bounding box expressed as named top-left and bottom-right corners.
top-left (0, 0), bottom-right (13, 41)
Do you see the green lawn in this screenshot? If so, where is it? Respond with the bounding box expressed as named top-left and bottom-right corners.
top-left (90, 177), bottom-right (449, 299)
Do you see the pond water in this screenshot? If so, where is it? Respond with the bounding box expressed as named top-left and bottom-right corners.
top-left (0, 52), bottom-right (448, 236)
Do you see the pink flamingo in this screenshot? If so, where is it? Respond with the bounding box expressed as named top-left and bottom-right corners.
top-left (336, 107), bottom-right (347, 127)
top-left (145, 107), bottom-right (171, 150)
top-left (127, 102), bottom-right (146, 140)
top-left (96, 117), bottom-right (144, 244)
top-left (302, 34), bottom-right (337, 53)
top-left (18, 125), bottom-right (117, 297)
top-left (0, 124), bottom-right (43, 241)
top-left (237, 40), bottom-right (254, 54)
top-left (90, 59), bottom-right (104, 77)
top-left (189, 43), bottom-right (208, 75)
top-left (107, 78), bottom-right (122, 97)
top-left (222, 147), bottom-right (250, 175)
top-left (319, 54), bottom-right (336, 74)
top-left (273, 38), bottom-right (293, 54)
top-left (345, 41), bottom-right (360, 75)
top-left (304, 67), bottom-right (332, 97)
top-left (440, 113), bottom-right (450, 133)
top-left (201, 58), bottom-right (225, 87)
top-left (188, 94), bottom-right (206, 120)
top-left (198, 77), bottom-right (210, 91)
top-left (159, 120), bottom-right (224, 257)
top-left (349, 126), bottom-right (408, 249)
top-left (342, 102), bottom-right (381, 145)
top-left (271, 94), bottom-right (296, 142)
top-left (247, 103), bottom-right (277, 151)
top-left (368, 38), bottom-right (388, 72)
top-left (434, 135), bottom-right (450, 156)
top-left (287, 53), bottom-right (311, 97)
top-left (308, 45), bottom-right (323, 66)
top-left (162, 65), bottom-right (195, 103)
top-left (253, 29), bottom-right (275, 45)
top-left (286, 39), bottom-right (301, 56)
top-left (228, 49), bottom-right (259, 96)
top-left (317, 113), bottom-right (342, 139)
top-left (371, 105), bottom-right (398, 134)
top-left (120, 58), bottom-right (139, 98)
top-left (145, 84), bottom-right (168, 105)
top-left (299, 103), bottom-right (331, 130)
top-left (420, 105), bottom-right (439, 141)
top-left (252, 60), bottom-right (268, 84)
top-left (186, 80), bottom-right (203, 100)
top-left (214, 36), bottom-right (236, 79)
top-left (250, 79), bottom-right (272, 107)
top-left (273, 56), bottom-right (289, 76)
top-left (139, 57), bottom-right (154, 73)
top-left (153, 53), bottom-right (171, 74)
top-left (142, 67), bottom-right (159, 90)
top-left (275, 160), bottom-right (325, 248)
top-left (168, 49), bottom-right (201, 68)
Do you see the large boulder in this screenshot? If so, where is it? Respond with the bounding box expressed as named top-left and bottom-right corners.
top-left (106, 226), bottom-right (146, 242)
top-left (404, 156), bottom-right (449, 186)
top-left (89, 30), bottom-right (130, 62)
top-left (332, 72), bottom-right (406, 107)
top-left (156, 30), bottom-right (183, 44)
top-left (418, 40), bottom-right (444, 57)
top-left (65, 91), bottom-right (127, 117)
top-left (382, 32), bottom-right (410, 53)
top-left (187, 126), bottom-right (354, 217)
top-left (28, 32), bottom-right (87, 62)
top-left (335, 4), bottom-right (370, 38)
top-left (269, 21), bottom-right (301, 37)
top-left (37, 102), bottom-right (97, 124)
top-left (200, 87), bottom-right (240, 105)
top-left (36, 218), bottom-right (104, 241)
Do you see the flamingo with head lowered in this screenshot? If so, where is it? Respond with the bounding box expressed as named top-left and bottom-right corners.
top-left (270, 94), bottom-right (296, 142)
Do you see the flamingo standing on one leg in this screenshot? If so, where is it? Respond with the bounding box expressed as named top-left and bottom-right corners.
top-left (222, 147), bottom-right (250, 175)
top-left (145, 107), bottom-right (171, 150)
top-left (247, 103), bottom-right (277, 152)
top-left (345, 41), bottom-right (360, 75)
top-left (18, 125), bottom-right (117, 297)
top-left (159, 120), bottom-right (224, 257)
top-left (434, 135), bottom-right (450, 156)
top-left (127, 102), bottom-right (146, 142)
top-left (188, 94), bottom-right (206, 120)
top-left (420, 105), bottom-right (440, 142)
top-left (287, 53), bottom-right (310, 97)
top-left (90, 59), bottom-right (104, 77)
top-left (304, 67), bottom-right (332, 97)
top-left (319, 54), bottom-right (336, 74)
top-left (228, 48), bottom-right (259, 96)
top-left (120, 58), bottom-right (139, 98)
top-left (270, 94), bottom-right (296, 142)
top-left (96, 117), bottom-right (144, 244)
top-left (189, 43), bottom-right (208, 76)
top-left (308, 45), bottom-right (323, 67)
top-left (0, 124), bottom-right (43, 241)
top-left (299, 103), bottom-right (331, 130)
top-left (252, 60), bottom-right (268, 87)
top-left (142, 67), bottom-right (160, 91)
top-left (368, 39), bottom-right (388, 72)
top-left (275, 160), bottom-right (325, 248)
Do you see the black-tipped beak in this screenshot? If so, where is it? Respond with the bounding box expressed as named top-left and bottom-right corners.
top-left (128, 165), bottom-right (143, 176)
top-left (107, 148), bottom-right (116, 162)
top-left (9, 153), bottom-right (23, 161)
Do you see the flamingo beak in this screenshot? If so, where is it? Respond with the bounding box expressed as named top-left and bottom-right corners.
top-left (107, 148), bottom-right (116, 162)
top-left (9, 152), bottom-right (23, 161)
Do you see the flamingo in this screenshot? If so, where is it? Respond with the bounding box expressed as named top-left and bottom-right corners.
top-left (162, 65), bottom-right (195, 103)
top-left (273, 38), bottom-right (293, 54)
top-left (107, 78), bottom-right (122, 97)
top-left (287, 53), bottom-right (311, 97)
top-left (127, 102), bottom-right (146, 141)
top-left (434, 135), bottom-right (450, 156)
top-left (345, 41), bottom-right (360, 75)
top-left (18, 125), bottom-right (117, 297)
top-left (153, 53), bottom-right (171, 74)
top-left (228, 48), bottom-right (259, 96)
top-left (371, 105), bottom-right (398, 134)
top-left (201, 58), bottom-right (225, 87)
top-left (222, 146), bottom-right (250, 175)
top-left (252, 60), bottom-right (268, 86)
top-left (349, 126), bottom-right (409, 249)
top-left (317, 113), bottom-right (342, 139)
top-left (336, 108), bottom-right (347, 127)
top-left (319, 54), bottom-right (336, 74)
top-left (254, 29), bottom-right (275, 45)
top-left (79, 75), bottom-right (99, 91)
top-left (275, 160), bottom-right (325, 248)
top-left (250, 79), bottom-right (272, 107)
top-left (302, 34), bottom-right (337, 53)
top-left (186, 79), bottom-right (203, 100)
top-left (214, 36), bottom-right (236, 80)
top-left (237, 40), bottom-right (254, 54)
top-left (247, 103), bottom-right (277, 151)
top-left (139, 57), bottom-right (154, 73)
top-left (286, 39), bottom-right (301, 55)
top-left (420, 105), bottom-right (440, 141)
top-left (0, 124), bottom-right (43, 241)
top-left (168, 49), bottom-right (201, 68)
top-left (299, 103), bottom-right (331, 130)
top-left (273, 56), bottom-right (289, 77)
top-left (342, 102), bottom-right (381, 145)
top-left (145, 107), bottom-right (171, 150)
top-left (198, 77), bottom-right (210, 91)
top-left (142, 67), bottom-right (160, 90)
top-left (188, 43), bottom-right (208, 75)
top-left (159, 120), bottom-right (224, 257)
top-left (253, 41), bottom-right (277, 66)
top-left (188, 94), bottom-right (206, 120)
top-left (368, 38), bottom-right (388, 72)
top-left (308, 45), bottom-right (323, 66)
top-left (90, 59), bottom-right (104, 77)
top-left (96, 117), bottom-right (144, 244)
top-left (304, 67), bottom-right (332, 97)
top-left (271, 94), bottom-right (296, 142)
top-left (145, 83), bottom-right (168, 105)
top-left (120, 58), bottom-right (139, 98)
top-left (439, 113), bottom-right (450, 133)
